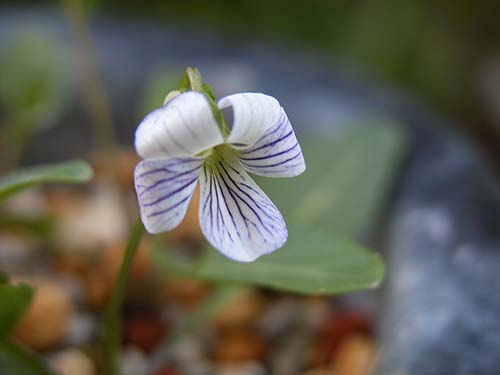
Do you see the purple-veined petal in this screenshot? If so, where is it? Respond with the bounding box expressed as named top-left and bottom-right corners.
top-left (199, 150), bottom-right (287, 262)
top-left (136, 92), bottom-right (223, 159)
top-left (218, 93), bottom-right (305, 178)
top-left (135, 157), bottom-right (203, 233)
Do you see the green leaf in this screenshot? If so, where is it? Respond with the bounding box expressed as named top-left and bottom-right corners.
top-left (0, 160), bottom-right (93, 201)
top-left (0, 339), bottom-right (56, 375)
top-left (195, 122), bottom-right (403, 294)
top-left (154, 122), bottom-right (404, 294)
top-left (258, 120), bottom-right (407, 238)
top-left (193, 226), bottom-right (383, 295)
top-left (0, 283), bottom-right (34, 337)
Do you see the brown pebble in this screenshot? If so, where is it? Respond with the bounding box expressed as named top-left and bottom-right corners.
top-left (315, 309), bottom-right (372, 365)
top-left (302, 368), bottom-right (333, 375)
top-left (14, 278), bottom-right (73, 350)
top-left (330, 334), bottom-right (377, 375)
top-left (125, 312), bottom-right (167, 352)
top-left (213, 329), bottom-right (268, 364)
top-left (154, 364), bottom-right (183, 375)
top-left (213, 288), bottom-right (263, 329)
top-left (164, 277), bottom-right (209, 307)
top-left (82, 269), bottom-right (112, 310)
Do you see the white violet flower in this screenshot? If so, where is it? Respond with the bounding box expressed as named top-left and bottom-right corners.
top-left (134, 89), bottom-right (305, 262)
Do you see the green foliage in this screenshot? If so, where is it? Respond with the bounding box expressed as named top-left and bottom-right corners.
top-left (155, 121), bottom-right (406, 295)
top-left (0, 29), bottom-right (70, 131)
top-left (0, 279), bottom-right (55, 375)
top-left (0, 340), bottom-right (56, 375)
top-left (195, 227), bottom-right (384, 294)
top-left (0, 283), bottom-right (33, 338)
top-left (260, 120), bottom-right (406, 238)
top-left (0, 160), bottom-right (94, 202)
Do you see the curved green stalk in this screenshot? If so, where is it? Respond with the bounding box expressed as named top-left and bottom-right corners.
top-left (100, 218), bottom-right (144, 375)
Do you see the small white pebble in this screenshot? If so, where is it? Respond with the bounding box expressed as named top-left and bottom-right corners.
top-left (121, 346), bottom-right (149, 375)
top-left (50, 349), bottom-right (95, 375)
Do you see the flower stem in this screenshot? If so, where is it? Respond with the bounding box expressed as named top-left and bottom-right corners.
top-left (100, 217), bottom-right (144, 375)
top-left (60, 0), bottom-right (117, 150)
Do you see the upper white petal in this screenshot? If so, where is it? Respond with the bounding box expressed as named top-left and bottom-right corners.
top-left (135, 157), bottom-right (202, 233)
top-left (136, 92), bottom-right (224, 159)
top-left (219, 93), bottom-right (281, 146)
top-left (218, 93), bottom-right (305, 178)
top-left (199, 150), bottom-right (287, 262)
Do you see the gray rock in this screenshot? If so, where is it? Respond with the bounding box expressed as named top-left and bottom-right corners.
top-left (377, 122), bottom-right (500, 373)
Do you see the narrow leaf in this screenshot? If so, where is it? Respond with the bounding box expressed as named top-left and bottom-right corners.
top-left (0, 159), bottom-right (93, 201)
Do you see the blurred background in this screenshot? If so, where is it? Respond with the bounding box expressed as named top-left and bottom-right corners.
top-left (1, 1), bottom-right (500, 375)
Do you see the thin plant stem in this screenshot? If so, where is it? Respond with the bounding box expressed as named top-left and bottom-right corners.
top-left (0, 115), bottom-right (32, 173)
top-left (60, 0), bottom-right (117, 149)
top-left (100, 217), bottom-right (144, 375)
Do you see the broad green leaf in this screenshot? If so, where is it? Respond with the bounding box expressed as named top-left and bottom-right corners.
top-left (155, 122), bottom-right (404, 294)
top-left (193, 226), bottom-right (384, 295)
top-left (0, 339), bottom-right (56, 375)
top-left (192, 122), bottom-right (403, 294)
top-left (258, 121), bottom-right (407, 238)
top-left (0, 160), bottom-right (93, 201)
top-left (0, 283), bottom-right (34, 337)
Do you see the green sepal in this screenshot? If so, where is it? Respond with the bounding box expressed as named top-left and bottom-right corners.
top-left (178, 67), bottom-right (203, 92)
top-left (201, 85), bottom-right (229, 137)
top-left (178, 70), bottom-right (190, 91)
top-left (177, 67), bottom-right (229, 136)
top-left (202, 83), bottom-right (217, 101)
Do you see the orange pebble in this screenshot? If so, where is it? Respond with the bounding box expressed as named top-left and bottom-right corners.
top-left (213, 329), bottom-right (268, 364)
top-left (14, 278), bottom-right (73, 350)
top-left (213, 288), bottom-right (263, 329)
top-left (302, 368), bottom-right (333, 375)
top-left (330, 334), bottom-right (377, 375)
